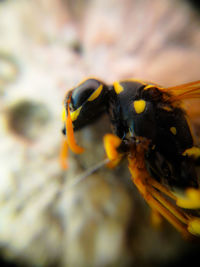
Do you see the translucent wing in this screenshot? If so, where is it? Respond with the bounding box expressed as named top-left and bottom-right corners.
top-left (163, 80), bottom-right (200, 101)
top-left (162, 81), bottom-right (200, 140)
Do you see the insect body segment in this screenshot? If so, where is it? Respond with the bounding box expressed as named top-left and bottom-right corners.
top-left (62, 78), bottom-right (200, 238)
top-left (68, 78), bottom-right (109, 131)
top-left (61, 78), bottom-right (109, 165)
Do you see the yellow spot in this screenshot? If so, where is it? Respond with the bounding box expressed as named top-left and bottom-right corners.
top-left (133, 100), bottom-right (146, 114)
top-left (113, 82), bottom-right (124, 94)
top-left (70, 106), bottom-right (82, 122)
top-left (170, 127), bottom-right (177, 135)
top-left (176, 188), bottom-right (200, 209)
top-left (62, 107), bottom-right (66, 122)
top-left (188, 218), bottom-right (200, 236)
top-left (183, 147), bottom-right (200, 159)
top-left (88, 84), bottom-right (103, 101)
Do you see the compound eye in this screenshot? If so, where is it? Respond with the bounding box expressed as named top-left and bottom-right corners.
top-left (71, 79), bottom-right (102, 109)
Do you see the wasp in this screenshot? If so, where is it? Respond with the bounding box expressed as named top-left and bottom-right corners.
top-left (61, 78), bottom-right (200, 238)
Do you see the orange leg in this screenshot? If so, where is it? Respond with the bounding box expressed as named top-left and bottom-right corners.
top-left (147, 173), bottom-right (200, 236)
top-left (128, 156), bottom-right (193, 238)
top-left (147, 185), bottom-right (189, 225)
top-left (145, 188), bottom-right (190, 238)
top-left (146, 176), bottom-right (176, 200)
top-left (103, 134), bottom-right (123, 168)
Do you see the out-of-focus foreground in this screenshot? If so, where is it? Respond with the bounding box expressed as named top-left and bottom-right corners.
top-left (0, 0), bottom-right (200, 266)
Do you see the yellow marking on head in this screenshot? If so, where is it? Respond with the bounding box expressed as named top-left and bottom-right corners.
top-left (170, 127), bottom-right (177, 135)
top-left (62, 107), bottom-right (66, 122)
top-left (188, 218), bottom-right (200, 236)
top-left (182, 146), bottom-right (200, 159)
top-left (88, 84), bottom-right (103, 101)
top-left (113, 81), bottom-right (124, 94)
top-left (70, 106), bottom-right (82, 122)
top-left (133, 99), bottom-right (146, 114)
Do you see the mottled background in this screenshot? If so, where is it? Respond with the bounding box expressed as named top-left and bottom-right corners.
top-left (0, 0), bottom-right (200, 266)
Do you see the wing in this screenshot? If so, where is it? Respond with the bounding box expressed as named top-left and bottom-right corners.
top-left (162, 80), bottom-right (200, 101)
top-left (162, 81), bottom-right (200, 140)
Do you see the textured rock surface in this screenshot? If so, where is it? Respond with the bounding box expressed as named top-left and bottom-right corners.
top-left (0, 0), bottom-right (200, 266)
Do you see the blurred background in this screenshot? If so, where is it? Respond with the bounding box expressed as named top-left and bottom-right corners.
top-left (0, 0), bottom-right (200, 266)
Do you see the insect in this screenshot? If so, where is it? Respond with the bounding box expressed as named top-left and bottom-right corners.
top-left (61, 78), bottom-right (200, 238)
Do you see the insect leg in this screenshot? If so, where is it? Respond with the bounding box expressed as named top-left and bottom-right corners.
top-left (128, 157), bottom-right (191, 238)
top-left (147, 178), bottom-right (200, 236)
top-left (146, 185), bottom-right (189, 225)
top-left (103, 133), bottom-right (123, 168)
top-left (144, 187), bottom-right (190, 238)
top-left (146, 176), bottom-right (176, 200)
